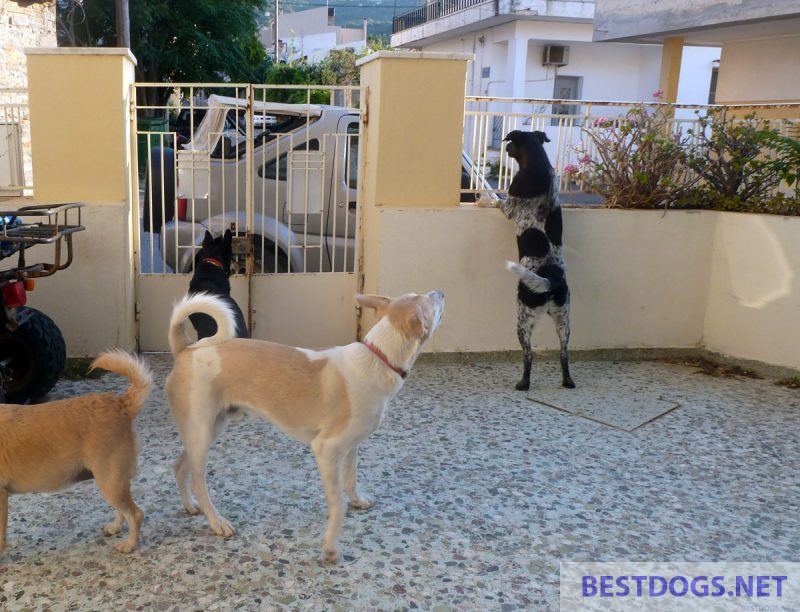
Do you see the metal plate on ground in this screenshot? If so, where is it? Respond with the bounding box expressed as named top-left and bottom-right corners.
top-left (528, 385), bottom-right (680, 432)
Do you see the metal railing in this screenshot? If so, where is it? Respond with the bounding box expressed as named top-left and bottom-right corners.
top-left (132, 83), bottom-right (361, 276)
top-left (463, 96), bottom-right (800, 201)
top-left (393, 0), bottom-right (492, 33)
top-left (0, 87), bottom-right (33, 196)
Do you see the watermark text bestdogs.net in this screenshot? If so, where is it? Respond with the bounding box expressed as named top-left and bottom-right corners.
top-left (581, 574), bottom-right (787, 599)
top-left (560, 563), bottom-right (800, 611)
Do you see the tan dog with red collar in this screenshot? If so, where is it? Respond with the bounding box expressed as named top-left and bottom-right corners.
top-left (165, 290), bottom-right (444, 563)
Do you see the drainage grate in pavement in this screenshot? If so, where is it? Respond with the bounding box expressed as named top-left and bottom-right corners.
top-left (528, 384), bottom-right (680, 432)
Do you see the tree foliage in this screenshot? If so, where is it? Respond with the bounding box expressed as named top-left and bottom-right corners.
top-left (57, 0), bottom-right (269, 105)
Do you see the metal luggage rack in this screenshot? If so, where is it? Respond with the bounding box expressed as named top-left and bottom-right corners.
top-left (0, 203), bottom-right (85, 282)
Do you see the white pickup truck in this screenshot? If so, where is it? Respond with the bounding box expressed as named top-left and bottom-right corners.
top-left (143, 95), bottom-right (493, 273)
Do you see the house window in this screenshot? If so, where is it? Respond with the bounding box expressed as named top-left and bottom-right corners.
top-left (551, 75), bottom-right (582, 126)
top-left (708, 67), bottom-right (719, 104)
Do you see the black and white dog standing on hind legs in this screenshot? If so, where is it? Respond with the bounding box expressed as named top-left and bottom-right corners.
top-left (500, 130), bottom-right (575, 391)
top-left (187, 229), bottom-right (249, 340)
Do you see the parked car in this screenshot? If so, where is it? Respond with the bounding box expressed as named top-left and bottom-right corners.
top-left (144, 95), bottom-right (495, 274)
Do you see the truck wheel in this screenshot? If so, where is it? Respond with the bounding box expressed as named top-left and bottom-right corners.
top-left (0, 307), bottom-right (66, 403)
top-left (234, 237), bottom-right (289, 274)
top-left (256, 238), bottom-right (289, 273)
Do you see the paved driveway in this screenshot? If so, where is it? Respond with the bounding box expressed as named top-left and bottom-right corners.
top-left (1, 355), bottom-right (798, 609)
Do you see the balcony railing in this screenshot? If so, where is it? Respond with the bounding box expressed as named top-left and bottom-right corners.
top-left (462, 96), bottom-right (800, 201)
top-left (393, 0), bottom-right (492, 34)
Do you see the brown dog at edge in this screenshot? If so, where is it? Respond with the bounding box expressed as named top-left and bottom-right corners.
top-left (0, 350), bottom-right (152, 557)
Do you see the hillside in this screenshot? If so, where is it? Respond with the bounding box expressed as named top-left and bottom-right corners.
top-left (275, 0), bottom-right (425, 37)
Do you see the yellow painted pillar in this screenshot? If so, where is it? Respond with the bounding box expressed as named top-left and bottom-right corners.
top-left (355, 51), bottom-right (471, 335)
top-left (356, 51), bottom-right (471, 209)
top-left (23, 48), bottom-right (137, 354)
top-left (658, 37), bottom-right (684, 103)
top-left (26, 48), bottom-right (136, 203)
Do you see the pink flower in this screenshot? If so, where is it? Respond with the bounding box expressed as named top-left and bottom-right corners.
top-left (563, 164), bottom-right (579, 175)
top-left (579, 154), bottom-right (592, 165)
top-left (592, 116), bottom-right (610, 127)
top-left (652, 89), bottom-right (664, 99)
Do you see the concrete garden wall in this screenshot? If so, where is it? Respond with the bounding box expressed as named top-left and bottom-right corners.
top-left (368, 206), bottom-right (800, 370)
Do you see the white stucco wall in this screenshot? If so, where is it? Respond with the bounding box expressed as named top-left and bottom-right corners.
top-left (716, 35), bottom-right (800, 104)
top-left (367, 206), bottom-right (800, 370)
top-left (370, 207), bottom-right (716, 354)
top-left (704, 213), bottom-right (800, 369)
top-left (422, 21), bottom-right (719, 104)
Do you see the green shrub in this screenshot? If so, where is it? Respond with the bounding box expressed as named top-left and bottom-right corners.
top-left (572, 106), bottom-right (695, 210)
top-left (682, 110), bottom-right (784, 212)
top-left (576, 105), bottom-right (800, 216)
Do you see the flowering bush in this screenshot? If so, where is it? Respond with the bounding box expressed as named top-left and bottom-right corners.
top-left (574, 105), bottom-right (694, 209)
top-left (573, 104), bottom-right (799, 215)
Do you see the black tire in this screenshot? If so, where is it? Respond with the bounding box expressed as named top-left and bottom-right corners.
top-left (460, 169), bottom-right (477, 203)
top-left (142, 146), bottom-right (176, 234)
top-left (0, 307), bottom-right (66, 403)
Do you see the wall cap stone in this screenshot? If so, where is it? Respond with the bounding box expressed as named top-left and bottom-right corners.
top-left (25, 47), bottom-right (137, 66)
top-left (356, 50), bottom-right (473, 66)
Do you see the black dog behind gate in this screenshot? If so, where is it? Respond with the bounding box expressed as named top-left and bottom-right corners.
top-left (188, 229), bottom-right (249, 340)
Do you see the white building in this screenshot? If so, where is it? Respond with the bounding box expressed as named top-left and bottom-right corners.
top-left (390, 0), bottom-right (721, 105)
top-left (593, 0), bottom-right (800, 109)
top-left (261, 7), bottom-right (367, 64)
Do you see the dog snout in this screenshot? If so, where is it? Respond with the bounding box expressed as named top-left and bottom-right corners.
top-left (428, 290), bottom-right (444, 302)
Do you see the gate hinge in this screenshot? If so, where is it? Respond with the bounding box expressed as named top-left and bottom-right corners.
top-left (134, 302), bottom-right (141, 322)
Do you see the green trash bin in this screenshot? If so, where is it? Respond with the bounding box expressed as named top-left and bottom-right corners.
top-left (136, 113), bottom-right (170, 178)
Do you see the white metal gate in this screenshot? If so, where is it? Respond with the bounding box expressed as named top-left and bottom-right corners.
top-left (131, 83), bottom-right (362, 351)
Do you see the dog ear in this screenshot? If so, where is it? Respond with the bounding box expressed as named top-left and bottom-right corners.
top-left (404, 308), bottom-right (428, 340)
top-left (355, 294), bottom-right (390, 312)
top-left (222, 229), bottom-right (233, 249)
top-left (202, 230), bottom-right (214, 247)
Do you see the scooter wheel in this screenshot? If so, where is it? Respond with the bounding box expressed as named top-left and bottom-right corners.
top-left (0, 307), bottom-right (66, 403)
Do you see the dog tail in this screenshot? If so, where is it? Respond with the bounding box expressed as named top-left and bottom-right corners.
top-left (90, 349), bottom-right (153, 419)
top-left (505, 260), bottom-right (552, 293)
top-left (168, 292), bottom-right (237, 356)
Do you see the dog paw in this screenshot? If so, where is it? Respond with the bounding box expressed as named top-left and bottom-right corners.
top-left (102, 523), bottom-right (121, 536)
top-left (183, 502), bottom-right (200, 516)
top-left (349, 498), bottom-right (374, 511)
top-left (210, 518), bottom-right (235, 538)
top-left (562, 379), bottom-right (576, 389)
top-left (515, 380), bottom-right (530, 391)
top-left (320, 548), bottom-right (340, 565)
top-left (113, 540), bottom-right (137, 554)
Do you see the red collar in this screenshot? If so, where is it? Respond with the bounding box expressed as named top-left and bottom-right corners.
top-left (362, 341), bottom-right (407, 379)
top-left (202, 257), bottom-right (226, 271)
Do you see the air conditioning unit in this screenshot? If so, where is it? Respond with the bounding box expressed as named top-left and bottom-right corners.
top-left (543, 45), bottom-right (569, 67)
